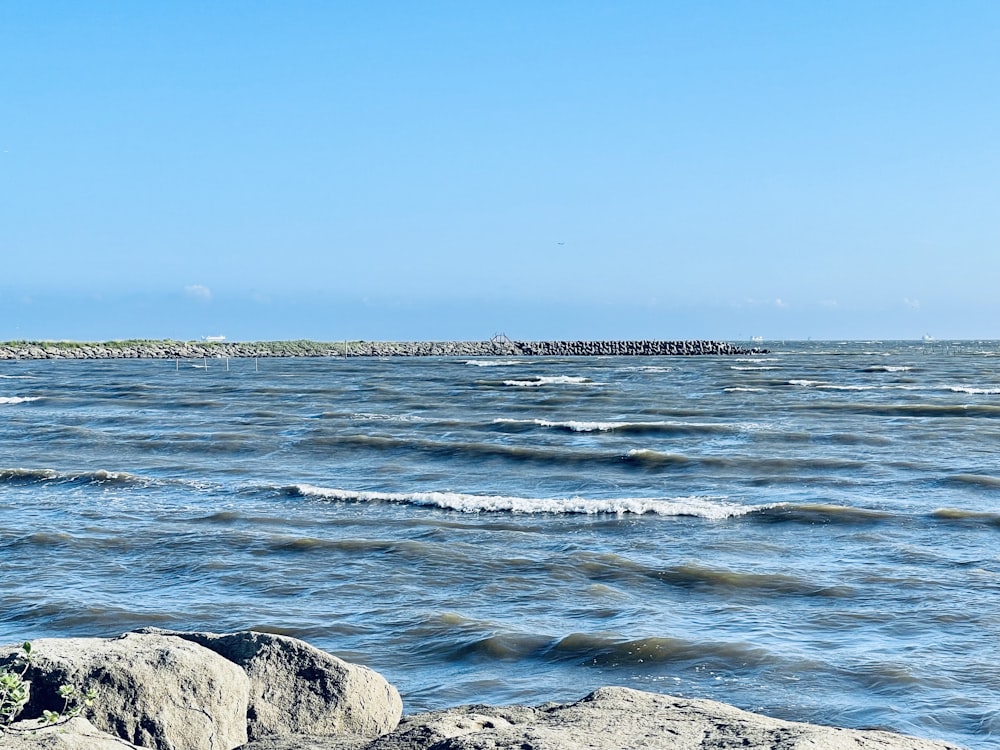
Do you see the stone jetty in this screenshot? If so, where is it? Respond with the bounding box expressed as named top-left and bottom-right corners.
top-left (0, 339), bottom-right (767, 360)
top-left (0, 630), bottom-right (963, 750)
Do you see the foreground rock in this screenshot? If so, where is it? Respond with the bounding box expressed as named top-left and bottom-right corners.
top-left (0, 630), bottom-right (401, 750)
top-left (1, 634), bottom-right (962, 750)
top-left (3, 716), bottom-right (146, 748)
top-left (245, 687), bottom-right (964, 750)
top-left (2, 632), bottom-right (249, 750)
top-left (139, 628), bottom-right (402, 741)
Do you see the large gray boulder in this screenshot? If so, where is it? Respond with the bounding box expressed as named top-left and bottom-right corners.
top-left (0, 632), bottom-right (250, 750)
top-left (141, 629), bottom-right (402, 741)
top-left (358, 687), bottom-right (964, 750)
top-left (241, 686), bottom-right (960, 750)
top-left (2, 716), bottom-right (149, 749)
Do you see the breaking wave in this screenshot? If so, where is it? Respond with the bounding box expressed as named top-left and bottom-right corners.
top-left (289, 484), bottom-right (767, 518)
top-left (502, 376), bottom-right (598, 387)
top-left (0, 396), bottom-right (41, 404)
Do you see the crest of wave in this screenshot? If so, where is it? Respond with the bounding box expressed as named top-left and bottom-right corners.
top-left (464, 359), bottom-right (526, 367)
top-left (293, 485), bottom-right (768, 519)
top-left (503, 376), bottom-right (596, 387)
top-left (0, 396), bottom-right (41, 404)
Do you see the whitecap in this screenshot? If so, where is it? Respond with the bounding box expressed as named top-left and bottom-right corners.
top-left (291, 484), bottom-right (770, 519)
top-left (465, 360), bottom-right (526, 367)
top-left (494, 418), bottom-right (627, 432)
top-left (948, 386), bottom-right (1000, 395)
top-left (502, 376), bottom-right (597, 387)
top-left (0, 396), bottom-right (40, 405)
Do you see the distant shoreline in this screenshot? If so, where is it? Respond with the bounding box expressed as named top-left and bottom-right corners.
top-left (0, 338), bottom-right (768, 360)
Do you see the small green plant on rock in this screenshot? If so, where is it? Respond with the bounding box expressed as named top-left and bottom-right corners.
top-left (0, 642), bottom-right (32, 728)
top-left (0, 642), bottom-right (97, 733)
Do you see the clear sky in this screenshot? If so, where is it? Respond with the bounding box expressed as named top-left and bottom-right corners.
top-left (2, 2), bottom-right (998, 342)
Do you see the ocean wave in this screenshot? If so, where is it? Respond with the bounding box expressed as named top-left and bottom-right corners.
top-left (464, 360), bottom-right (526, 367)
top-left (547, 634), bottom-right (777, 669)
top-left (622, 365), bottom-right (673, 373)
top-left (753, 503), bottom-right (895, 525)
top-left (724, 387), bottom-right (766, 393)
top-left (947, 386), bottom-right (1000, 395)
top-left (729, 366), bottom-right (779, 371)
top-left (653, 563), bottom-right (854, 597)
top-left (0, 396), bottom-right (41, 404)
top-left (502, 376), bottom-right (599, 387)
top-left (0, 467), bottom-right (159, 488)
top-left (806, 402), bottom-right (1000, 418)
top-left (931, 507), bottom-right (1000, 525)
top-left (862, 365), bottom-right (913, 373)
top-left (492, 418), bottom-right (767, 435)
top-left (942, 474), bottom-right (1000, 490)
top-left (289, 484), bottom-right (766, 518)
top-left (622, 450), bottom-right (864, 472)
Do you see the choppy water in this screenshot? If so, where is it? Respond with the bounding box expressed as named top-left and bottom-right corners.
top-left (2, 341), bottom-right (999, 747)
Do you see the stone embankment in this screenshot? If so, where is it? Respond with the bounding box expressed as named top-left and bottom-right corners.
top-left (0, 630), bottom-right (962, 750)
top-left (0, 339), bottom-right (767, 360)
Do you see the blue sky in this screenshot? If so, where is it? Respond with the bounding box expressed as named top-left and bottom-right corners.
top-left (2, 2), bottom-right (998, 342)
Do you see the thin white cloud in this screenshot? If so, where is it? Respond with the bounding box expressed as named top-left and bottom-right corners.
top-left (903, 297), bottom-right (920, 309)
top-left (185, 284), bottom-right (212, 302)
top-left (774, 298), bottom-right (788, 309)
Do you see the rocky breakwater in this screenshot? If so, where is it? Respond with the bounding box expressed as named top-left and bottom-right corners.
top-left (330, 339), bottom-right (768, 357)
top-left (0, 630), bottom-right (962, 750)
top-left (0, 340), bottom-right (343, 360)
top-left (0, 339), bottom-right (767, 360)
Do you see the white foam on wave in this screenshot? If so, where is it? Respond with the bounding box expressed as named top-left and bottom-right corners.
top-left (293, 484), bottom-right (768, 519)
top-left (788, 381), bottom-right (926, 392)
top-left (0, 396), bottom-right (40, 405)
top-left (622, 365), bottom-right (673, 373)
top-left (0, 374), bottom-right (34, 379)
top-left (495, 418), bottom-right (770, 433)
top-left (352, 412), bottom-right (434, 423)
top-left (495, 417), bottom-right (627, 431)
top-left (465, 360), bottom-right (526, 367)
top-left (730, 366), bottom-right (779, 371)
top-left (948, 386), bottom-right (1000, 395)
top-left (868, 365), bottom-right (913, 372)
top-left (503, 376), bottom-right (597, 387)
top-left (724, 387), bottom-right (766, 393)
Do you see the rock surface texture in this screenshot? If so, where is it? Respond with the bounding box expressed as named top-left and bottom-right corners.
top-left (1, 634), bottom-right (962, 750)
top-left (0, 632), bottom-right (249, 750)
top-left (138, 628), bottom-right (402, 741)
top-left (3, 716), bottom-right (146, 748)
top-left (243, 687), bottom-right (964, 750)
top-left (0, 630), bottom-right (400, 750)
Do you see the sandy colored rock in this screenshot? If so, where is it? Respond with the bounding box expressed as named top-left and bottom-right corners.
top-left (0, 632), bottom-right (250, 750)
top-left (140, 629), bottom-right (402, 740)
top-left (1, 716), bottom-right (149, 748)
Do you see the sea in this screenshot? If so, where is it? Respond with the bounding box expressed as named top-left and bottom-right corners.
top-left (1, 340), bottom-right (998, 748)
